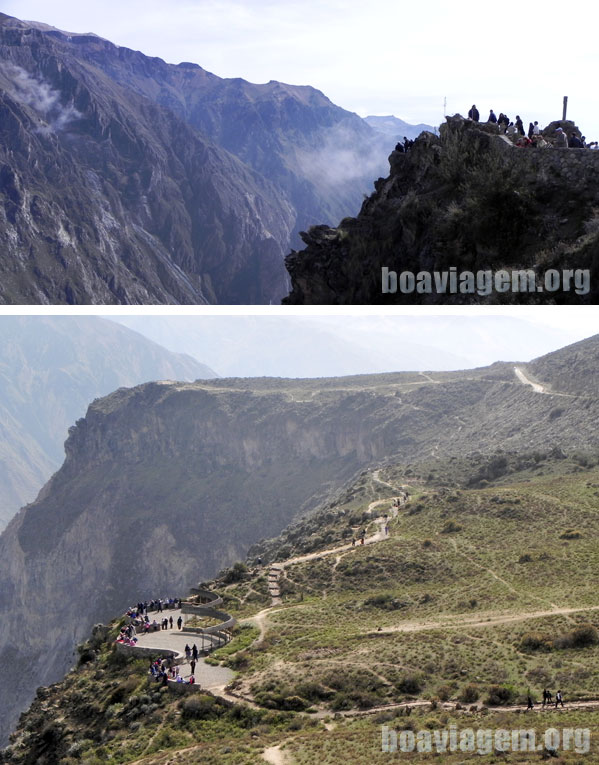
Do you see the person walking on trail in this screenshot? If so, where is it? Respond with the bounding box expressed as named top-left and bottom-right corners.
top-left (185, 644), bottom-right (191, 660)
top-left (192, 644), bottom-right (199, 661)
top-left (526, 694), bottom-right (534, 710)
top-left (468, 104), bottom-right (479, 121)
top-left (385, 524), bottom-right (389, 535)
top-left (351, 538), bottom-right (356, 547)
top-left (177, 615), bottom-right (183, 630)
top-left (555, 690), bottom-right (564, 708)
top-left (190, 659), bottom-right (196, 675)
top-left (542, 688), bottom-right (552, 706)
top-left (169, 616), bottom-right (173, 629)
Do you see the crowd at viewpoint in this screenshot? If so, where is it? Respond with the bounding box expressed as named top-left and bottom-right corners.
top-left (116, 596), bottom-right (184, 644)
top-left (467, 105), bottom-right (598, 149)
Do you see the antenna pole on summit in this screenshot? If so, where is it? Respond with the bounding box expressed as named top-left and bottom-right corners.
top-left (562, 96), bottom-right (568, 121)
top-left (443, 96), bottom-right (447, 117)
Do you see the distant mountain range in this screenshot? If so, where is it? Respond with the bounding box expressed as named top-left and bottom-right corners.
top-left (0, 14), bottom-right (405, 304)
top-left (364, 114), bottom-right (436, 141)
top-left (110, 314), bottom-right (579, 379)
top-left (0, 316), bottom-right (215, 530)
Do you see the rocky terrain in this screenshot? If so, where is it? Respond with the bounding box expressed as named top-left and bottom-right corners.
top-left (0, 335), bottom-right (597, 743)
top-left (0, 316), bottom-right (215, 531)
top-left (284, 116), bottom-right (599, 303)
top-left (0, 14), bottom-right (393, 304)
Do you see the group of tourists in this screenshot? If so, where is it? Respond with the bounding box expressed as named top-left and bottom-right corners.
top-left (467, 104), bottom-right (596, 149)
top-left (149, 657), bottom-right (196, 686)
top-left (526, 689), bottom-right (565, 709)
top-left (116, 623), bottom-right (138, 646)
top-left (127, 597), bottom-right (181, 617)
top-left (394, 136), bottom-right (415, 153)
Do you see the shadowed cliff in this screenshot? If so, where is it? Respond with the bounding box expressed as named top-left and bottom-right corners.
top-left (284, 116), bottom-right (599, 304)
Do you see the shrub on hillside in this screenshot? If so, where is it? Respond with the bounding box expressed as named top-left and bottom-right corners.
top-left (363, 593), bottom-right (409, 611)
top-left (555, 624), bottom-right (599, 649)
top-left (520, 632), bottom-right (553, 652)
top-left (459, 684), bottom-right (480, 703)
top-left (180, 694), bottom-right (223, 719)
top-left (485, 685), bottom-right (515, 706)
top-left (559, 529), bottom-right (582, 540)
top-left (221, 562), bottom-right (248, 584)
top-left (396, 673), bottom-right (423, 695)
top-left (440, 520), bottom-right (462, 534)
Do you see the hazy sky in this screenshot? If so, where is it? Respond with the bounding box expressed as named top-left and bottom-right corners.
top-left (4, 0), bottom-right (599, 138)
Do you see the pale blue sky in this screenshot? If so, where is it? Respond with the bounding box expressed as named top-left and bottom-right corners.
top-left (4, 0), bottom-right (599, 138)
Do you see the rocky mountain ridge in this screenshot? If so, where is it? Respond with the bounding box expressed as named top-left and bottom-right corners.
top-left (0, 14), bottom-right (394, 304)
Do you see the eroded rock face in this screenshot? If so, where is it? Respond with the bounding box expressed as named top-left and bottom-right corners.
top-left (284, 116), bottom-right (599, 304)
top-left (1, 346), bottom-right (599, 744)
top-left (0, 14), bottom-right (393, 305)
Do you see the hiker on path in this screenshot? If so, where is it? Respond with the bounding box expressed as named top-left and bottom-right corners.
top-left (185, 644), bottom-right (191, 660)
top-left (351, 538), bottom-right (356, 547)
top-left (192, 644), bottom-right (199, 661)
top-left (169, 616), bottom-right (173, 629)
top-left (468, 104), bottom-right (479, 121)
top-left (526, 694), bottom-right (534, 710)
top-left (177, 615), bottom-right (183, 630)
top-left (190, 659), bottom-right (196, 675)
top-left (555, 690), bottom-right (564, 708)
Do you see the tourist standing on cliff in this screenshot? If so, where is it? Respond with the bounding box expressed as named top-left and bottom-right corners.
top-left (488, 109), bottom-right (497, 123)
top-left (515, 116), bottom-right (525, 136)
top-left (468, 105), bottom-right (479, 121)
top-left (555, 128), bottom-right (568, 148)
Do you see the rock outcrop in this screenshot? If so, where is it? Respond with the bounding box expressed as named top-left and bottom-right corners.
top-left (284, 115), bottom-right (599, 303)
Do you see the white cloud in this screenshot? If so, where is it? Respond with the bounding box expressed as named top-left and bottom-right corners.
top-left (1, 62), bottom-right (81, 131)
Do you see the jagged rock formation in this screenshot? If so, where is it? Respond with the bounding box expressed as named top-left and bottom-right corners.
top-left (0, 316), bottom-right (216, 531)
top-left (284, 115), bottom-right (599, 304)
top-left (0, 14), bottom-right (393, 304)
